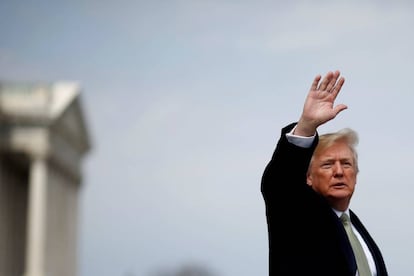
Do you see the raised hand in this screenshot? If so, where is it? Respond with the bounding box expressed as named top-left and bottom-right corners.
top-left (294, 70), bottom-right (347, 136)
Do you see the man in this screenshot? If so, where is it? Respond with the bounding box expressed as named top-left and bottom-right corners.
top-left (261, 71), bottom-right (387, 276)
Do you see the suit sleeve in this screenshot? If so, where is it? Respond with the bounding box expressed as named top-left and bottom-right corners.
top-left (261, 123), bottom-right (319, 206)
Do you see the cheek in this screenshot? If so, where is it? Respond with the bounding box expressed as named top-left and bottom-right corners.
top-left (311, 183), bottom-right (329, 197)
top-left (347, 177), bottom-right (357, 191)
top-left (313, 174), bottom-right (332, 191)
top-left (347, 172), bottom-right (357, 183)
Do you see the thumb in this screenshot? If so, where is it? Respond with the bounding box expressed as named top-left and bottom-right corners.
top-left (333, 104), bottom-right (348, 116)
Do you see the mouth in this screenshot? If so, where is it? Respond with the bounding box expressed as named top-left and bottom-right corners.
top-left (332, 183), bottom-right (347, 189)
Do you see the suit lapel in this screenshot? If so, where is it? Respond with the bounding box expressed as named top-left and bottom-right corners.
top-left (350, 210), bottom-right (388, 276)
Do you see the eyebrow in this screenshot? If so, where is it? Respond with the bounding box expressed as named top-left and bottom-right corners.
top-left (319, 157), bottom-right (353, 163)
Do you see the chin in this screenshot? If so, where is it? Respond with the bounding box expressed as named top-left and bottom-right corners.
top-left (329, 191), bottom-right (351, 200)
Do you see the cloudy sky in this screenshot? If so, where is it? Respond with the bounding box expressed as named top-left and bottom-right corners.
top-left (1, 1), bottom-right (414, 275)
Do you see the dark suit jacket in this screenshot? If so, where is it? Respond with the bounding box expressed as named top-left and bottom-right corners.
top-left (261, 123), bottom-right (387, 276)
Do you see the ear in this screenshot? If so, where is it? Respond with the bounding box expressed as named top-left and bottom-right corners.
top-left (306, 172), bottom-right (312, 187)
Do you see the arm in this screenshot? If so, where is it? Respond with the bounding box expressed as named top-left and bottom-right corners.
top-left (262, 70), bottom-right (347, 200)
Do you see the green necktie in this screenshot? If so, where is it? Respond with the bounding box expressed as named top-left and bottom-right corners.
top-left (340, 213), bottom-right (372, 276)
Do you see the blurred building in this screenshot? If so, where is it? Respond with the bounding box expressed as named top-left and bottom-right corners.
top-left (0, 83), bottom-right (91, 276)
top-left (151, 264), bottom-right (217, 276)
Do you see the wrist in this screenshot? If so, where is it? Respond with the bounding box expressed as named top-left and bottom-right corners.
top-left (295, 118), bottom-right (317, 137)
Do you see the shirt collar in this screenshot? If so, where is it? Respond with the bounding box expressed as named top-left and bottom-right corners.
top-left (333, 208), bottom-right (350, 218)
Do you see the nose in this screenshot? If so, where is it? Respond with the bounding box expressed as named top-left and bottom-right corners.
top-left (333, 162), bottom-right (344, 177)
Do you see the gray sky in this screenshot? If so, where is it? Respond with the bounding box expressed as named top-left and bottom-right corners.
top-left (1, 1), bottom-right (414, 275)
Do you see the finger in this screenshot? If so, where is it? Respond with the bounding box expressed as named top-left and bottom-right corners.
top-left (310, 75), bottom-right (322, 91)
top-left (325, 71), bottom-right (341, 92)
top-left (318, 71), bottom-right (333, 91)
top-left (331, 77), bottom-right (345, 98)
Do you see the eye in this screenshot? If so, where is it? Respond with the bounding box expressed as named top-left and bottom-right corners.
top-left (321, 162), bottom-right (332, 169)
top-left (342, 161), bottom-right (353, 168)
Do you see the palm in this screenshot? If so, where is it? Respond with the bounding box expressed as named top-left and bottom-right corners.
top-left (296, 71), bottom-right (347, 135)
top-left (304, 90), bottom-right (339, 124)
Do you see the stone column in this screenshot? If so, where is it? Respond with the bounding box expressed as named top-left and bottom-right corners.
top-left (24, 157), bottom-right (48, 276)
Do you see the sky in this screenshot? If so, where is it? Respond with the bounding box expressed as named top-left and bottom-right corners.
top-left (1, 0), bottom-right (414, 275)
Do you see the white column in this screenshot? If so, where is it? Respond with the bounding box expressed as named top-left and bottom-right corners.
top-left (24, 157), bottom-right (48, 276)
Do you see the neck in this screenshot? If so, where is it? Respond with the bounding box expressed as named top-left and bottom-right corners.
top-left (329, 198), bottom-right (350, 212)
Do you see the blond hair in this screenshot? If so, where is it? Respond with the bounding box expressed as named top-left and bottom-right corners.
top-left (310, 128), bottom-right (359, 173)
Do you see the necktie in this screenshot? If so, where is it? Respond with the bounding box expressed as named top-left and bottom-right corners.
top-left (340, 213), bottom-right (372, 276)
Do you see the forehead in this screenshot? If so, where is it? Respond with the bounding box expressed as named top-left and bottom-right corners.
top-left (314, 142), bottom-right (353, 160)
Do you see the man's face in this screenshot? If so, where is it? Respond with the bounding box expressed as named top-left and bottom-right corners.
top-left (307, 141), bottom-right (357, 210)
